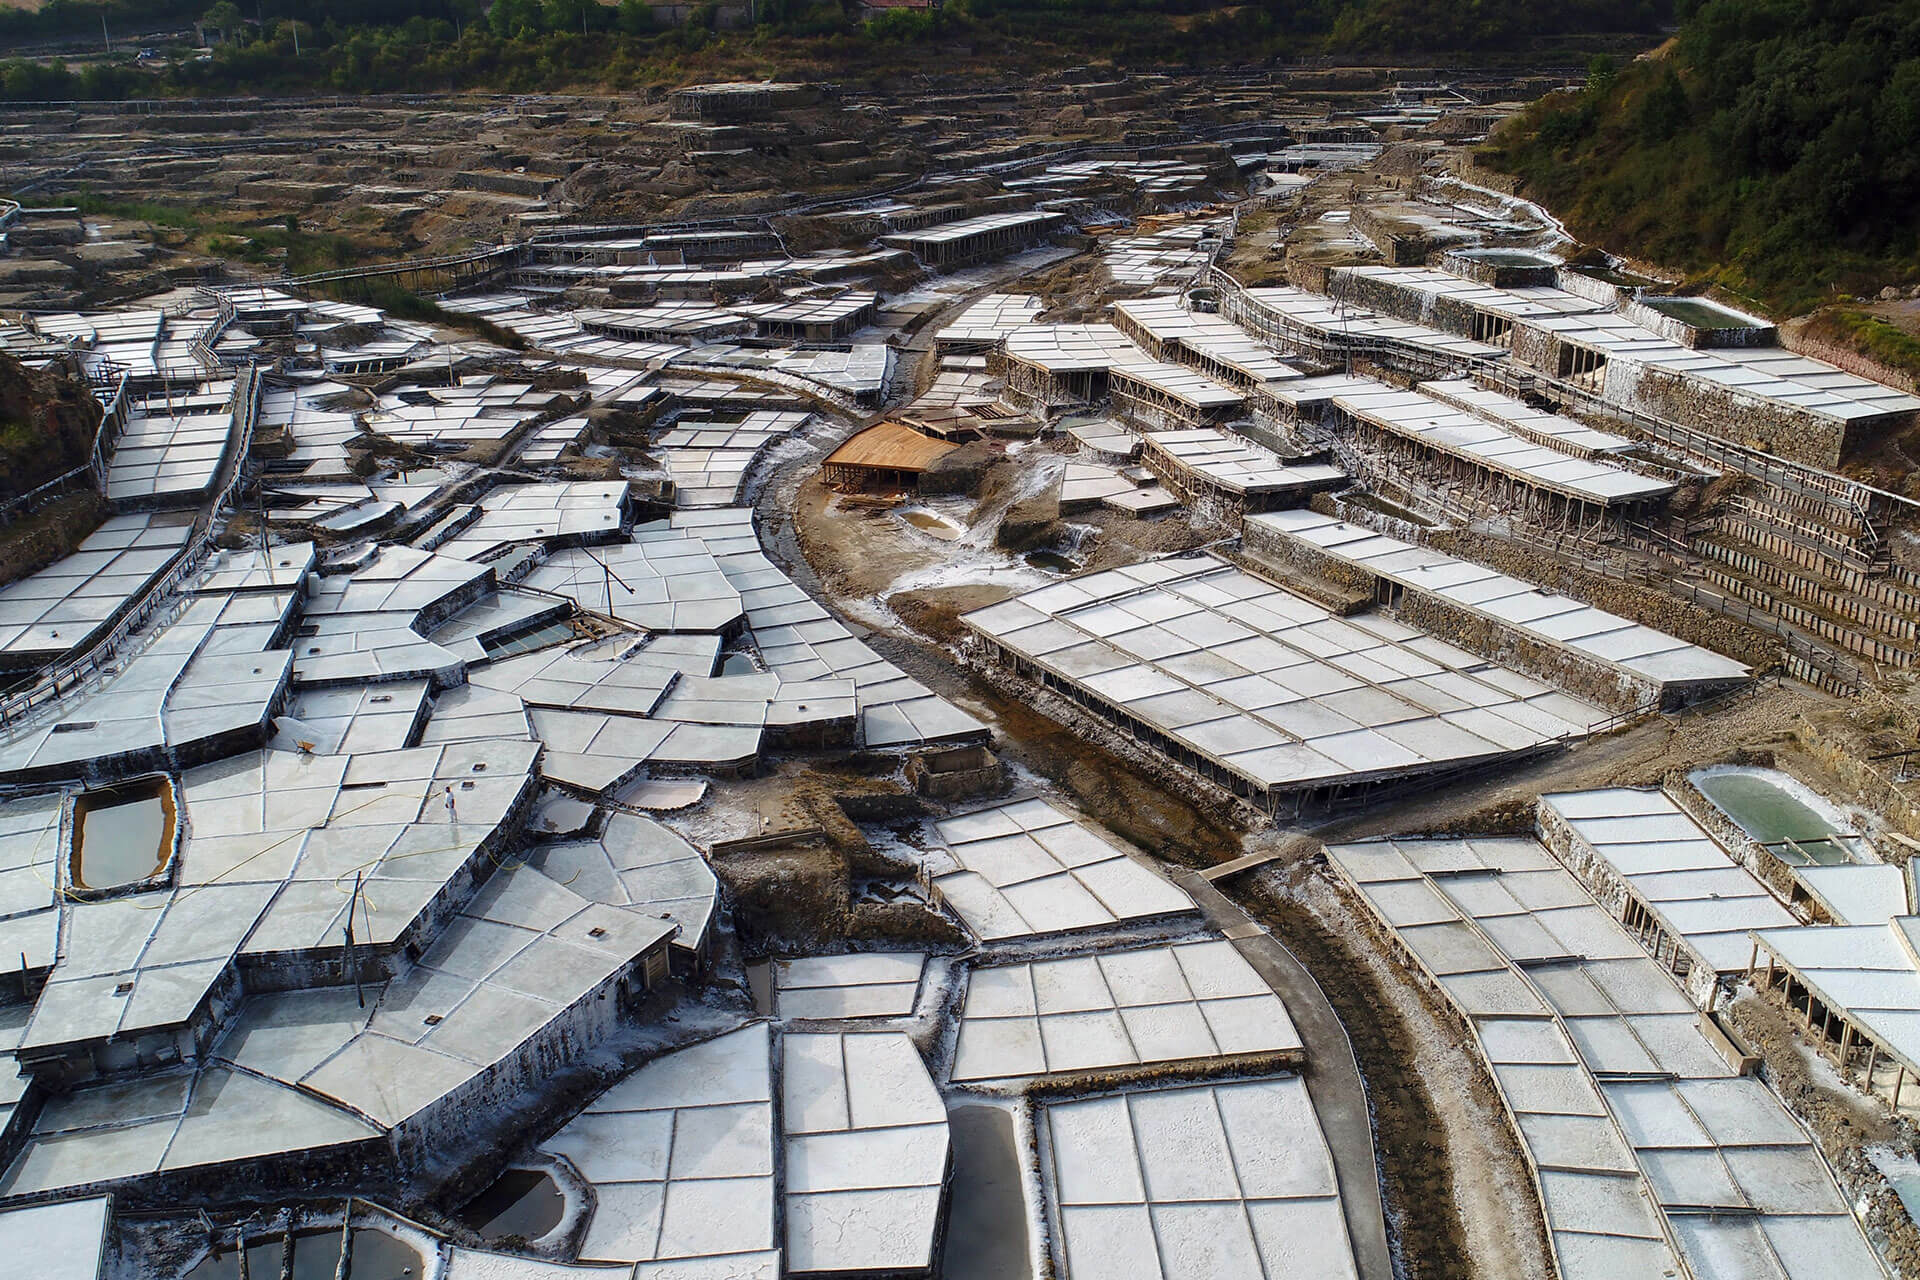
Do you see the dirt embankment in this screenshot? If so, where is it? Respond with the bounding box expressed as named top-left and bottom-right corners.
top-left (1244, 863), bottom-right (1555, 1280)
top-left (1320, 682), bottom-right (1820, 845)
top-left (0, 489), bottom-right (105, 588)
top-left (1729, 992), bottom-right (1920, 1278)
top-left (0, 352), bottom-right (101, 503)
top-left (0, 354), bottom-right (107, 587)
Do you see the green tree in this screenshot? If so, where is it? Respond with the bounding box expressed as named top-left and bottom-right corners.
top-left (615, 0), bottom-right (654, 33)
top-left (489, 0), bottom-right (544, 38)
top-left (1585, 53), bottom-right (1617, 98)
top-left (1634, 68), bottom-right (1689, 142)
top-left (202, 0), bottom-right (245, 43)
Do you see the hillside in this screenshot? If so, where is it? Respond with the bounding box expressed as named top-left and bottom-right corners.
top-left (1, 0), bottom-right (1672, 98)
top-left (0, 351), bottom-right (99, 504)
top-left (1480, 0), bottom-right (1920, 317)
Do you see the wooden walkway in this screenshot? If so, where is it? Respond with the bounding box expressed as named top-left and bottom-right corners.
top-left (1201, 847), bottom-right (1286, 882)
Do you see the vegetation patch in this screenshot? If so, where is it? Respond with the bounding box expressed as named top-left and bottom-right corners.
top-left (67, 196), bottom-right (400, 277)
top-left (3, 0), bottom-right (1670, 98)
top-left (1480, 1), bottom-right (1920, 315)
top-left (1802, 307), bottom-right (1920, 386)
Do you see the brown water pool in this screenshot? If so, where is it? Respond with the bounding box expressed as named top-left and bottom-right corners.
top-left (70, 776), bottom-right (176, 892)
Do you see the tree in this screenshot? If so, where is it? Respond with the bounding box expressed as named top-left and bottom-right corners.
top-left (202, 1), bottom-right (245, 44)
top-left (1585, 53), bottom-right (1617, 98)
top-left (1634, 68), bottom-right (1689, 142)
top-left (489, 0), bottom-right (543, 38)
top-left (615, 0), bottom-right (655, 33)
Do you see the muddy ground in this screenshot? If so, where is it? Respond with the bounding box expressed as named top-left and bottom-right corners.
top-left (795, 439), bottom-right (1217, 650)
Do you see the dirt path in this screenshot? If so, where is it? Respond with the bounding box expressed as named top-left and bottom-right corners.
top-left (1316, 680), bottom-right (1825, 844)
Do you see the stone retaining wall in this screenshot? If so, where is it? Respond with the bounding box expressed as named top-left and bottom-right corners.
top-left (1608, 359), bottom-right (1849, 470)
top-left (1794, 714), bottom-right (1920, 849)
top-left (1662, 771), bottom-right (1818, 920)
top-left (1349, 205), bottom-right (1430, 265)
top-left (1781, 326), bottom-right (1920, 397)
top-left (1550, 268), bottom-right (1629, 307)
top-left (1536, 800), bottom-right (1722, 1009)
top-left (1241, 515), bottom-right (1656, 713)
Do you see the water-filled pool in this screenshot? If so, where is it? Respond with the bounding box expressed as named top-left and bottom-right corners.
top-left (900, 509), bottom-right (964, 541)
top-left (1568, 264), bottom-right (1657, 288)
top-left (1024, 549), bottom-right (1081, 574)
top-left (1641, 296), bottom-right (1765, 329)
top-left (184, 1228), bottom-right (421, 1280)
top-left (459, 1167), bottom-right (567, 1243)
top-left (940, 1104), bottom-right (1031, 1280)
top-left (184, 1237), bottom-right (282, 1280)
top-left (1692, 768), bottom-right (1863, 866)
top-left (1458, 249), bottom-right (1554, 268)
top-left (71, 777), bottom-right (175, 891)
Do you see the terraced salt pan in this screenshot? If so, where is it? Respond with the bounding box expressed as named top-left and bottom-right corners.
top-left (1042, 1077), bottom-right (1358, 1280)
top-left (671, 508), bottom-right (985, 749)
top-left (773, 952), bottom-right (926, 1021)
top-left (538, 1024), bottom-right (775, 1267)
top-left (952, 939), bottom-right (1300, 1080)
top-left (1325, 832), bottom-right (1883, 1280)
top-left (927, 797), bottom-right (1198, 942)
top-left (0, 511), bottom-right (193, 665)
top-left (781, 1030), bottom-right (950, 1276)
top-left (963, 553), bottom-right (1609, 801)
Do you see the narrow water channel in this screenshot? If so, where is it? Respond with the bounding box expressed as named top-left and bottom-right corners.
top-left (939, 1104), bottom-right (1031, 1280)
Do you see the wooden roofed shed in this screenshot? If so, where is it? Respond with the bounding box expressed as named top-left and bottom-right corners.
top-left (821, 420), bottom-right (960, 492)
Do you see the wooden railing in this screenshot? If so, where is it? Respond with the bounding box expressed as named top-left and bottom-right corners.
top-left (190, 293), bottom-right (238, 371)
top-left (269, 245), bottom-right (525, 291)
